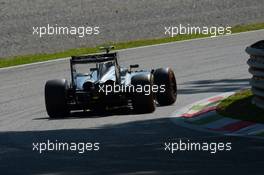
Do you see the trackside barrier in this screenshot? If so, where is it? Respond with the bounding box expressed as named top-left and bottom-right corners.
top-left (246, 40), bottom-right (264, 109)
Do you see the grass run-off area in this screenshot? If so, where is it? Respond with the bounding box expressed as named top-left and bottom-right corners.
top-left (1, 23), bottom-right (264, 68)
top-left (217, 89), bottom-right (264, 123)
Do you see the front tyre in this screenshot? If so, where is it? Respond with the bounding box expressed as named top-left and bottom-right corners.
top-left (45, 79), bottom-right (69, 118)
top-left (154, 68), bottom-right (177, 106)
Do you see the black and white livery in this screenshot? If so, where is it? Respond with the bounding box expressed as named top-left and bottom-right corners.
top-left (45, 46), bottom-right (177, 118)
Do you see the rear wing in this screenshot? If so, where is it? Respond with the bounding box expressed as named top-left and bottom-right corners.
top-left (70, 52), bottom-right (121, 87)
top-left (71, 52), bottom-right (118, 64)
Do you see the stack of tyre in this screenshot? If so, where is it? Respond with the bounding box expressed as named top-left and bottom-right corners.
top-left (246, 40), bottom-right (264, 109)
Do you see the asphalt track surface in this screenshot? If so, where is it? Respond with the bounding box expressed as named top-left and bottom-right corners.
top-left (1, 0), bottom-right (264, 57)
top-left (0, 31), bottom-right (264, 174)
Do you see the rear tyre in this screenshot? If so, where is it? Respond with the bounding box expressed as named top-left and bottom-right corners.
top-left (154, 68), bottom-right (177, 106)
top-left (45, 79), bottom-right (70, 118)
top-left (131, 74), bottom-right (155, 113)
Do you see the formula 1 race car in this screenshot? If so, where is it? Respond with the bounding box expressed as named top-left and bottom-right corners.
top-left (45, 46), bottom-right (177, 118)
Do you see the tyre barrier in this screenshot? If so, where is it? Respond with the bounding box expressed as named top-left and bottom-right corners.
top-left (246, 40), bottom-right (264, 109)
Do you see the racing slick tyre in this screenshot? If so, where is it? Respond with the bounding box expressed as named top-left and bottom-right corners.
top-left (131, 73), bottom-right (155, 113)
top-left (154, 67), bottom-right (177, 106)
top-left (45, 79), bottom-right (70, 118)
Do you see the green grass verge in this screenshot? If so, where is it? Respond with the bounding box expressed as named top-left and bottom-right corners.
top-left (1, 23), bottom-right (264, 68)
top-left (217, 89), bottom-right (264, 123)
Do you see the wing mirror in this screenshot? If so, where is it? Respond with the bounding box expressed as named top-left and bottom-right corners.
top-left (129, 64), bottom-right (139, 72)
